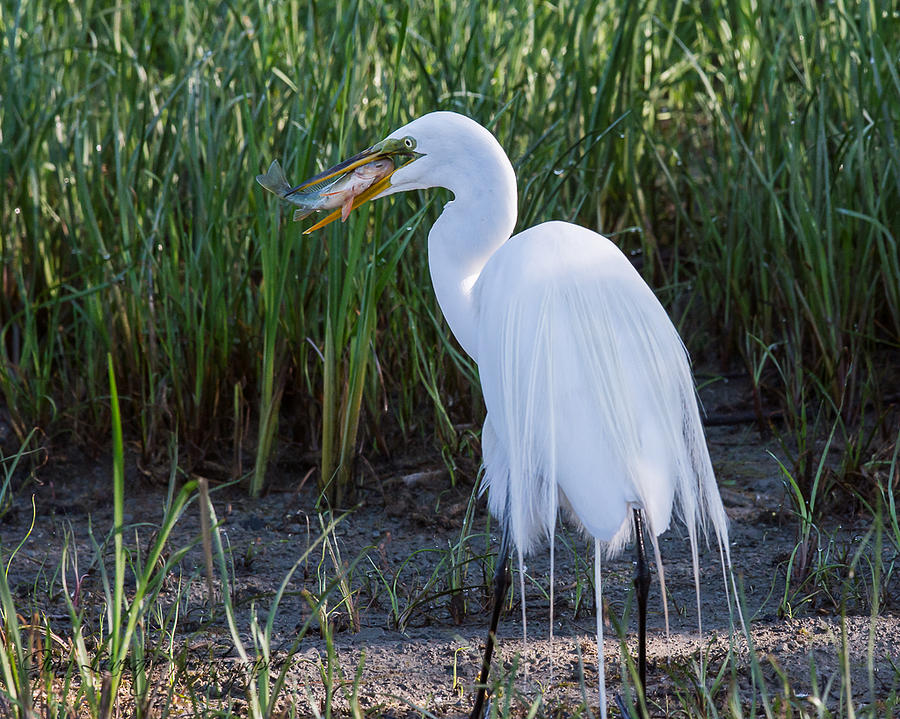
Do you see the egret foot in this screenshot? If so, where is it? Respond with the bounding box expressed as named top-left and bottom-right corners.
top-left (615, 693), bottom-right (633, 718)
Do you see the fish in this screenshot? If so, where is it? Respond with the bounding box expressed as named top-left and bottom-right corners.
top-left (256, 158), bottom-right (394, 222)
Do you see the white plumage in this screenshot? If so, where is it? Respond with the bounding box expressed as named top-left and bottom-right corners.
top-left (472, 222), bottom-right (731, 714)
top-left (476, 221), bottom-right (721, 555)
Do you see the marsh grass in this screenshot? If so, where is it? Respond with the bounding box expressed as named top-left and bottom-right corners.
top-left (1, 0), bottom-right (899, 715)
top-left (1, 0), bottom-right (896, 508)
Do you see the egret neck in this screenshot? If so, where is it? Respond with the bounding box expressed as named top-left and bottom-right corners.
top-left (425, 155), bottom-right (517, 361)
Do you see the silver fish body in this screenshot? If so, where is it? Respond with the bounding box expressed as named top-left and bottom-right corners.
top-left (256, 158), bottom-right (393, 222)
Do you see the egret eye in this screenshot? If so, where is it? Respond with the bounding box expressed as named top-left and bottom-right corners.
top-left (402, 136), bottom-right (416, 150)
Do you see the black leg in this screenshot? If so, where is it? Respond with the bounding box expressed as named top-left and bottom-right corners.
top-left (470, 534), bottom-right (511, 719)
top-left (633, 508), bottom-right (650, 708)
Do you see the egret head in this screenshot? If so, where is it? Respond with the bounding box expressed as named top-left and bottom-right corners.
top-left (295, 112), bottom-right (514, 233)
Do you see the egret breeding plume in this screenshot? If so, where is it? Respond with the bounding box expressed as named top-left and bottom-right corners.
top-left (263, 112), bottom-right (735, 718)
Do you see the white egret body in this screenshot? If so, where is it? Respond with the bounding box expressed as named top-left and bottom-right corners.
top-left (285, 111), bottom-right (733, 718)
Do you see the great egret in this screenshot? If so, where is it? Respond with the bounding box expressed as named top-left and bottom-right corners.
top-left (277, 112), bottom-right (733, 719)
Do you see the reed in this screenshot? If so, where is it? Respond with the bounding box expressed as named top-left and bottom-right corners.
top-left (1, 0), bottom-right (897, 525)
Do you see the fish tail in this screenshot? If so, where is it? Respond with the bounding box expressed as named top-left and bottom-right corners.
top-left (293, 208), bottom-right (313, 222)
top-left (256, 160), bottom-right (292, 197)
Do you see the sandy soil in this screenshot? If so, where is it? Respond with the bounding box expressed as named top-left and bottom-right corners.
top-left (2, 379), bottom-right (898, 717)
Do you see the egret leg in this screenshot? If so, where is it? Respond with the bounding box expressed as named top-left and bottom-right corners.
top-left (633, 508), bottom-right (650, 707)
top-left (470, 534), bottom-right (511, 719)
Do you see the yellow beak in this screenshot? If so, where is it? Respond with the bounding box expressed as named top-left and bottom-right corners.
top-left (302, 172), bottom-right (396, 234)
top-left (289, 138), bottom-right (419, 234)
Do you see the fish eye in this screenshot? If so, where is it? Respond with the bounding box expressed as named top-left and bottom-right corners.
top-left (402, 136), bottom-right (416, 150)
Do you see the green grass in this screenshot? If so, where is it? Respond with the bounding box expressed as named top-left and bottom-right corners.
top-left (1, 0), bottom-right (899, 714)
top-left (1, 0), bottom-right (896, 504)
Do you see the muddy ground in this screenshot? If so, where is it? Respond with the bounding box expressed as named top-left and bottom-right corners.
top-left (2, 377), bottom-right (899, 717)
